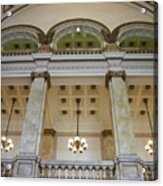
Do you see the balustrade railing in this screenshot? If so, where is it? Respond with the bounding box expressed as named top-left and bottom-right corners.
top-left (1, 158), bottom-right (156, 180)
top-left (52, 49), bottom-right (103, 55)
top-left (39, 160), bottom-right (115, 180)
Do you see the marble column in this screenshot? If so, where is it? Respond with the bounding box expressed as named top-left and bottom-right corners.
top-left (13, 71), bottom-right (50, 178)
top-left (41, 129), bottom-right (56, 160)
top-left (106, 70), bottom-right (143, 180)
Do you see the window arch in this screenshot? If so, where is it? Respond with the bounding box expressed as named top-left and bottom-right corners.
top-left (47, 19), bottom-right (111, 50)
top-left (119, 36), bottom-right (154, 49)
top-left (55, 30), bottom-right (102, 50)
top-left (1, 25), bottom-right (45, 52)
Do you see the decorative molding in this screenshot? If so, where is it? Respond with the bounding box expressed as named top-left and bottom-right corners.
top-left (105, 70), bottom-right (126, 88)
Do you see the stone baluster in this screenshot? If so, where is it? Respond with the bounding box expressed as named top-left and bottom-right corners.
top-left (99, 168), bottom-right (103, 179)
top-left (64, 166), bottom-right (69, 179)
top-left (95, 166), bottom-right (100, 179)
top-left (109, 167), bottom-right (114, 180)
top-left (81, 166), bottom-right (86, 179)
top-left (102, 166), bottom-right (107, 179)
top-left (85, 167), bottom-right (89, 179)
top-left (61, 165), bottom-right (66, 178)
top-left (88, 166), bottom-right (93, 179)
top-left (74, 165), bottom-right (79, 179)
top-left (54, 165), bottom-right (59, 178)
top-left (1, 165), bottom-right (6, 177)
top-left (71, 166), bottom-right (75, 179)
top-left (40, 164), bottom-right (45, 178)
top-left (47, 165), bottom-right (52, 178)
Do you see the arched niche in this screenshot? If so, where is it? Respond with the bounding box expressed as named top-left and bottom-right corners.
top-left (111, 22), bottom-right (155, 49)
top-left (1, 25), bottom-right (45, 52)
top-left (47, 19), bottom-right (111, 50)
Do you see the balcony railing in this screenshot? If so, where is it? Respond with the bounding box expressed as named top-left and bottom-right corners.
top-left (40, 160), bottom-right (115, 179)
top-left (1, 158), bottom-right (156, 180)
top-left (1, 48), bottom-right (155, 57)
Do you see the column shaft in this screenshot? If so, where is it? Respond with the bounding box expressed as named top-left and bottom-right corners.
top-left (20, 77), bottom-right (47, 155)
top-left (107, 71), bottom-right (143, 180)
top-left (109, 76), bottom-right (136, 156)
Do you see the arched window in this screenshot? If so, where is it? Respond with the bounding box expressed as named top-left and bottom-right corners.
top-left (1, 25), bottom-right (44, 53)
top-left (55, 31), bottom-right (101, 50)
top-left (2, 38), bottom-right (38, 52)
top-left (48, 19), bottom-right (110, 50)
top-left (119, 36), bottom-right (154, 49)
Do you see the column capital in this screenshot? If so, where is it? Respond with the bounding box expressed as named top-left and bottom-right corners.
top-left (31, 71), bottom-right (51, 87)
top-left (105, 70), bottom-right (126, 88)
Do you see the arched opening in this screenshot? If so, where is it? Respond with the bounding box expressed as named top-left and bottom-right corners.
top-left (2, 38), bottom-right (38, 52)
top-left (119, 36), bottom-right (154, 50)
top-left (48, 19), bottom-right (111, 50)
top-left (1, 25), bottom-right (45, 53)
top-left (55, 31), bottom-right (102, 50)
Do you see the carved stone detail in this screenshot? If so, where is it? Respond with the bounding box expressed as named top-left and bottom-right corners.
top-left (105, 70), bottom-right (126, 88)
top-left (104, 43), bottom-right (120, 52)
top-left (13, 155), bottom-right (40, 178)
top-left (115, 155), bottom-right (143, 180)
top-left (31, 71), bottom-right (50, 87)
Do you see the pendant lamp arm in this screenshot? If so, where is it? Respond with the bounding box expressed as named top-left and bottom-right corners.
top-left (5, 98), bottom-right (16, 137)
top-left (76, 98), bottom-right (80, 137)
top-left (143, 98), bottom-right (153, 134)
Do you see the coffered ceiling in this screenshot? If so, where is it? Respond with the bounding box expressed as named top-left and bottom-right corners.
top-left (1, 78), bottom-right (155, 136)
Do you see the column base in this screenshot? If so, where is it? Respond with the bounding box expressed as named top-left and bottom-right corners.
top-left (115, 154), bottom-right (143, 180)
top-left (13, 154), bottom-right (40, 178)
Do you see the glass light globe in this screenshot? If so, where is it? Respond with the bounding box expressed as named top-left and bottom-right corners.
top-left (83, 143), bottom-right (88, 150)
top-left (81, 138), bottom-right (86, 145)
top-left (144, 144), bottom-right (150, 151)
top-left (7, 138), bottom-right (12, 144)
top-left (68, 138), bottom-right (74, 145)
top-left (1, 136), bottom-right (7, 142)
top-left (6, 164), bottom-right (12, 170)
top-left (148, 140), bottom-right (153, 146)
top-left (76, 27), bottom-right (81, 33)
top-left (5, 146), bottom-right (10, 152)
top-left (9, 143), bottom-right (14, 149)
top-left (79, 147), bottom-right (83, 153)
top-left (72, 146), bottom-right (77, 153)
top-left (148, 149), bottom-right (153, 155)
top-left (74, 136), bottom-right (80, 142)
top-left (68, 144), bottom-right (73, 151)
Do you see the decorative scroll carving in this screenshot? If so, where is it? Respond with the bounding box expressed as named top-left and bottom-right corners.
top-left (105, 70), bottom-right (126, 88)
top-left (31, 71), bottom-right (50, 87)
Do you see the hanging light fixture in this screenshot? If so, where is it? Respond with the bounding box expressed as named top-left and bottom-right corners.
top-left (143, 98), bottom-right (154, 155)
top-left (68, 98), bottom-right (88, 154)
top-left (1, 98), bottom-right (16, 152)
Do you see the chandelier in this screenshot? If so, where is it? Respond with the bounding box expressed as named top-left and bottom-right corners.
top-left (143, 98), bottom-right (154, 155)
top-left (1, 98), bottom-right (16, 152)
top-left (68, 98), bottom-right (88, 153)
